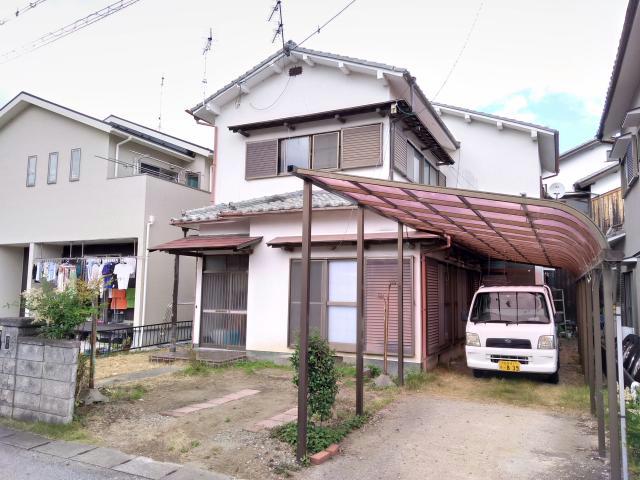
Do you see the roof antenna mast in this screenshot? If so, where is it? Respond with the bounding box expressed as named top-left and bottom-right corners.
top-left (158, 74), bottom-right (165, 130)
top-left (269, 1), bottom-right (289, 56)
top-left (202, 27), bottom-right (213, 105)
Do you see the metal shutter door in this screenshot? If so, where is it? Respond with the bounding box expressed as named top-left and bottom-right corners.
top-left (245, 139), bottom-right (278, 179)
top-left (426, 258), bottom-right (446, 355)
top-left (341, 124), bottom-right (382, 169)
top-left (364, 258), bottom-right (413, 356)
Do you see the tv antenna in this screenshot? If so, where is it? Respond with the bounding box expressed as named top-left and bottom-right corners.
top-left (202, 27), bottom-right (213, 104)
top-left (268, 1), bottom-right (288, 55)
top-left (158, 74), bottom-right (165, 130)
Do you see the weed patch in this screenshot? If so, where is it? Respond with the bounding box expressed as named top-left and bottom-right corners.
top-left (0, 417), bottom-right (92, 443)
top-left (102, 384), bottom-right (147, 401)
top-left (271, 414), bottom-right (370, 455)
top-left (482, 378), bottom-right (542, 405)
top-left (405, 371), bottom-right (438, 391)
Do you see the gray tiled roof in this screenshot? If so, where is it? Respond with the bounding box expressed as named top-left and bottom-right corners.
top-left (189, 41), bottom-right (408, 114)
top-left (175, 190), bottom-right (353, 223)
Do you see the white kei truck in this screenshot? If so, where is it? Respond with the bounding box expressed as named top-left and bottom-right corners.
top-left (465, 285), bottom-right (560, 383)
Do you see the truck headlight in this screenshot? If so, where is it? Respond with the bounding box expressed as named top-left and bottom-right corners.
top-left (466, 332), bottom-right (481, 347)
top-left (537, 335), bottom-right (555, 350)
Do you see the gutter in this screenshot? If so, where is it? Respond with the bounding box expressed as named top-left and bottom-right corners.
top-left (597, 0), bottom-right (640, 140)
top-left (114, 135), bottom-right (133, 177)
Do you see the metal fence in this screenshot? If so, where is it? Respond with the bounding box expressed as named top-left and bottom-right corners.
top-left (76, 321), bottom-right (192, 355)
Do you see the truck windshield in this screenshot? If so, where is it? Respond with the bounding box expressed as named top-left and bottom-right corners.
top-left (470, 292), bottom-right (550, 324)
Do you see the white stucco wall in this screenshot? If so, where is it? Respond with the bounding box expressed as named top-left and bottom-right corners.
top-left (545, 142), bottom-right (614, 194)
top-left (196, 209), bottom-right (423, 365)
top-left (436, 113), bottom-right (543, 197)
top-left (211, 63), bottom-right (393, 203)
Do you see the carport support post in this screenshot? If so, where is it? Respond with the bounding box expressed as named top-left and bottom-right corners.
top-left (397, 222), bottom-right (404, 385)
top-left (603, 263), bottom-right (622, 480)
top-left (296, 179), bottom-right (312, 462)
top-left (170, 228), bottom-right (188, 353)
top-left (591, 269), bottom-right (606, 458)
top-left (356, 207), bottom-right (365, 416)
top-left (585, 279), bottom-right (596, 415)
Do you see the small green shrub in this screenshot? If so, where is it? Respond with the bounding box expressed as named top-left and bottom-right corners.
top-left (291, 335), bottom-right (339, 422)
top-left (628, 406), bottom-right (640, 476)
top-left (182, 360), bottom-right (215, 376)
top-left (271, 414), bottom-right (370, 455)
top-left (75, 354), bottom-right (90, 406)
top-left (23, 280), bottom-right (100, 339)
top-left (368, 365), bottom-right (381, 378)
top-left (336, 364), bottom-right (356, 378)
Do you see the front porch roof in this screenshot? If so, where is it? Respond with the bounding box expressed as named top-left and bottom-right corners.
top-left (150, 235), bottom-right (262, 256)
top-left (292, 168), bottom-right (613, 277)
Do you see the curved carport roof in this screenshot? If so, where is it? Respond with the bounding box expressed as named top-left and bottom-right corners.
top-left (292, 169), bottom-right (611, 277)
top-left (290, 168), bottom-right (622, 475)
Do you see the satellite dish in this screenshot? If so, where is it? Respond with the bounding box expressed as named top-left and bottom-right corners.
top-left (548, 182), bottom-right (566, 199)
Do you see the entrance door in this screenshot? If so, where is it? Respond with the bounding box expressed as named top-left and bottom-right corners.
top-left (200, 255), bottom-right (248, 349)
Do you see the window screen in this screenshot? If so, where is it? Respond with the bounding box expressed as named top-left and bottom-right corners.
top-left (26, 156), bottom-right (37, 187)
top-left (47, 152), bottom-right (58, 184)
top-left (312, 132), bottom-right (339, 169)
top-left (70, 148), bottom-right (81, 181)
top-left (280, 136), bottom-right (310, 173)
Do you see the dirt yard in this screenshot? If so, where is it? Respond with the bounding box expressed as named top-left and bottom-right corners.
top-left (68, 339), bottom-right (606, 480)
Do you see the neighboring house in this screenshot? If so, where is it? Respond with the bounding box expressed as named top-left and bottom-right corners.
top-left (0, 92), bottom-right (214, 327)
top-left (597, 0), bottom-right (640, 332)
top-left (544, 139), bottom-right (622, 236)
top-left (153, 42), bottom-right (558, 371)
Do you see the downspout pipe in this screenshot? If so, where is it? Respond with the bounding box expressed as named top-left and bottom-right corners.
top-left (140, 215), bottom-right (156, 327)
top-left (114, 135), bottom-right (133, 177)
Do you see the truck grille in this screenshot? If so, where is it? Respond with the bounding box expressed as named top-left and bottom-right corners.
top-left (490, 355), bottom-right (530, 364)
top-left (486, 338), bottom-right (532, 349)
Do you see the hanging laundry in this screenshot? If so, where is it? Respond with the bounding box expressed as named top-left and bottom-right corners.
top-left (126, 288), bottom-right (136, 309)
top-left (114, 262), bottom-right (134, 290)
top-left (111, 289), bottom-right (127, 310)
top-left (101, 262), bottom-right (116, 289)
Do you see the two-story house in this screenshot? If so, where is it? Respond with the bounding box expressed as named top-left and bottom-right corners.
top-left (0, 92), bottom-right (213, 328)
top-left (598, 0), bottom-right (640, 333)
top-left (153, 42), bottom-right (559, 371)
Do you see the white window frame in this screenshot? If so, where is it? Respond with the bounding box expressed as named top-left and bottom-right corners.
top-left (26, 155), bottom-right (37, 187)
top-left (47, 152), bottom-right (58, 184)
top-left (69, 148), bottom-right (81, 182)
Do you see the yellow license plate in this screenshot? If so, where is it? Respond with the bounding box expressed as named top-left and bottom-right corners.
top-left (498, 360), bottom-right (521, 372)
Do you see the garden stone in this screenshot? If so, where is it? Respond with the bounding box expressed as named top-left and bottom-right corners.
top-left (374, 374), bottom-right (394, 388)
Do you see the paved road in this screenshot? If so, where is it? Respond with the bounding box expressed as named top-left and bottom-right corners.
top-left (301, 395), bottom-right (609, 480)
top-left (0, 443), bottom-right (142, 480)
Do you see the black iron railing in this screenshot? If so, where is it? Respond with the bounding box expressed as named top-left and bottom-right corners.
top-left (76, 321), bottom-right (192, 355)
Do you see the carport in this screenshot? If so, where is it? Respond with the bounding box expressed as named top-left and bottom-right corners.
top-left (290, 168), bottom-right (623, 479)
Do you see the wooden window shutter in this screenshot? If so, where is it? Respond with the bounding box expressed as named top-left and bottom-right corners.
top-left (393, 126), bottom-right (408, 176)
top-left (364, 258), bottom-right (413, 356)
top-left (245, 139), bottom-right (278, 179)
top-left (341, 123), bottom-right (382, 169)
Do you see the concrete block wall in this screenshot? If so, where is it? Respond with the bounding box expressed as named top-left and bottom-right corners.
top-left (0, 318), bottom-right (78, 424)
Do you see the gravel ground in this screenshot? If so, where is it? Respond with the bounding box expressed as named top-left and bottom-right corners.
top-left (299, 394), bottom-right (609, 480)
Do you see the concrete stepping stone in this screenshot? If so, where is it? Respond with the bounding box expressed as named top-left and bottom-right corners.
top-left (113, 456), bottom-right (180, 479)
top-left (161, 388), bottom-right (260, 417)
top-left (247, 406), bottom-right (298, 432)
top-left (72, 446), bottom-right (135, 468)
top-left (0, 431), bottom-right (50, 449)
top-left (34, 440), bottom-right (96, 458)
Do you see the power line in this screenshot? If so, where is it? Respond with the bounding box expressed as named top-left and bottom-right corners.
top-left (294, 0), bottom-right (357, 50)
top-left (0, 0), bottom-right (49, 27)
top-left (0, 0), bottom-right (143, 64)
top-left (432, 1), bottom-right (484, 100)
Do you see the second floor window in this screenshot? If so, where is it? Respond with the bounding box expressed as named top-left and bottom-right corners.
top-left (245, 124), bottom-right (381, 180)
top-left (70, 148), bottom-right (81, 181)
top-left (48, 152), bottom-right (58, 184)
top-left (26, 155), bottom-right (37, 187)
top-left (406, 143), bottom-right (442, 187)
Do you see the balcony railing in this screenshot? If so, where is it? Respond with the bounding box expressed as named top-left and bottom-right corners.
top-left (591, 187), bottom-right (624, 234)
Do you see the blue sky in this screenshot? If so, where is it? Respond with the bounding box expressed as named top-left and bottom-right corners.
top-left (482, 90), bottom-right (603, 152)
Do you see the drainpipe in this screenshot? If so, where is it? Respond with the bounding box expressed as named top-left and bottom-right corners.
top-left (140, 215), bottom-right (156, 327)
top-left (211, 125), bottom-right (218, 203)
top-left (114, 135), bottom-right (133, 177)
